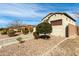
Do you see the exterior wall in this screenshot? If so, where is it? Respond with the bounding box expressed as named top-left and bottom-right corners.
top-left (47, 14), bottom-right (76, 37)
top-left (41, 13), bottom-right (77, 37)
top-left (68, 24), bottom-right (77, 38)
top-left (51, 25), bottom-right (66, 37)
top-left (49, 14), bottom-right (76, 26)
top-left (62, 15), bottom-right (77, 38)
top-left (48, 14), bottom-right (66, 37)
top-left (77, 26), bottom-right (79, 35)
top-left (62, 15), bottom-right (76, 26)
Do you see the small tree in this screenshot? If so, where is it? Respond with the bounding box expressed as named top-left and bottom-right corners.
top-left (17, 28), bottom-right (21, 32)
top-left (7, 19), bottom-right (23, 29)
top-left (29, 28), bottom-right (33, 32)
top-left (0, 28), bottom-right (4, 31)
top-left (7, 29), bottom-right (16, 37)
top-left (36, 22), bottom-right (52, 35)
top-left (22, 28), bottom-right (29, 35)
top-left (1, 29), bottom-right (8, 35)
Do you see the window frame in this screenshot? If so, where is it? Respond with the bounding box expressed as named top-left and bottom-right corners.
top-left (50, 19), bottom-right (62, 26)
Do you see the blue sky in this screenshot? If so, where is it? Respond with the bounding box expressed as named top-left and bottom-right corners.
top-left (0, 3), bottom-right (79, 28)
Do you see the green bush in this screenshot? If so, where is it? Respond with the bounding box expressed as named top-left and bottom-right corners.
top-left (36, 22), bottom-right (52, 35)
top-left (7, 29), bottom-right (16, 37)
top-left (22, 28), bottom-right (29, 35)
top-left (36, 22), bottom-right (52, 39)
top-left (1, 30), bottom-right (7, 35)
top-left (33, 32), bottom-right (39, 39)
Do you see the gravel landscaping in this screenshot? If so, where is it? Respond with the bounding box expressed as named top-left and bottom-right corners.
top-left (0, 34), bottom-right (9, 40)
top-left (0, 36), bottom-right (64, 56)
top-left (47, 36), bottom-right (79, 56)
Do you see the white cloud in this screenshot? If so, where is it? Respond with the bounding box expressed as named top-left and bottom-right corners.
top-left (0, 3), bottom-right (79, 26)
top-left (0, 4), bottom-right (46, 19)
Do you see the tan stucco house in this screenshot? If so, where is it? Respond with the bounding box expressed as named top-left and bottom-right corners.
top-left (41, 13), bottom-right (77, 38)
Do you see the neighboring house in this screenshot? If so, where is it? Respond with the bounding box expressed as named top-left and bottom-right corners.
top-left (42, 12), bottom-right (77, 38)
top-left (8, 25), bottom-right (34, 32)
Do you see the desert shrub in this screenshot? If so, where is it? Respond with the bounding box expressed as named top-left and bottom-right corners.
top-left (0, 28), bottom-right (4, 31)
top-left (1, 29), bottom-right (8, 35)
top-left (29, 28), bottom-right (33, 32)
top-left (16, 37), bottom-right (24, 43)
top-left (36, 22), bottom-right (52, 39)
top-left (7, 29), bottom-right (16, 37)
top-left (22, 28), bottom-right (29, 35)
top-left (33, 32), bottom-right (39, 39)
top-left (17, 28), bottom-right (21, 32)
top-left (16, 37), bottom-right (22, 41)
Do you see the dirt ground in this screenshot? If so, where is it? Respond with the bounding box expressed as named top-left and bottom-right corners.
top-left (0, 34), bottom-right (9, 40)
top-left (47, 36), bottom-right (79, 56)
top-left (0, 36), bottom-right (64, 56)
top-left (1, 35), bottom-right (79, 56)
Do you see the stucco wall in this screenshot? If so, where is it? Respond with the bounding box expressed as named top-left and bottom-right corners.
top-left (40, 13), bottom-right (77, 37)
top-left (68, 24), bottom-right (77, 38)
top-left (48, 14), bottom-right (66, 37)
top-left (51, 25), bottom-right (66, 37)
top-left (47, 14), bottom-right (76, 37)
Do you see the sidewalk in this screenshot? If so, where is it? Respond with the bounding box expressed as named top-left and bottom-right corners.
top-left (0, 33), bottom-right (33, 48)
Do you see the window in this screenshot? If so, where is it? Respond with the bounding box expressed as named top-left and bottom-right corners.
top-left (51, 19), bottom-right (62, 26)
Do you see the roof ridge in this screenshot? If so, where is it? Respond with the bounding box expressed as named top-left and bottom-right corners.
top-left (42, 12), bottom-right (76, 22)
